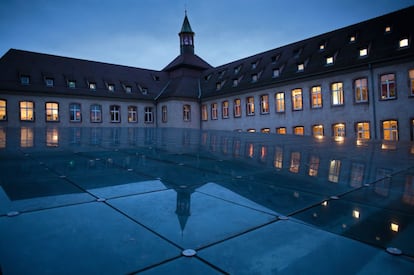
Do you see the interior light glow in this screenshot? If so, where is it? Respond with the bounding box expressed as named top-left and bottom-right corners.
top-left (390, 222), bottom-right (399, 232)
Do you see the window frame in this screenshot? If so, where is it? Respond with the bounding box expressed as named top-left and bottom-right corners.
top-left (355, 121), bottom-right (370, 140)
top-left (331, 82), bottom-right (344, 106)
top-left (333, 123), bottom-right (346, 138)
top-left (275, 92), bottom-right (285, 113)
top-left (354, 78), bottom-right (369, 103)
top-left (310, 85), bottom-right (322, 109)
top-left (234, 98), bottom-right (242, 118)
top-left (90, 104), bottom-right (102, 123)
top-left (45, 102), bottom-right (59, 122)
top-left (380, 73), bottom-right (396, 100)
top-left (110, 105), bottom-right (121, 123)
top-left (222, 101), bottom-right (229, 119)
top-left (291, 88), bottom-right (303, 111)
top-left (382, 119), bottom-right (398, 141)
top-left (246, 96), bottom-right (255, 116)
top-left (211, 103), bottom-right (218, 120)
top-left (144, 106), bottom-right (153, 124)
top-left (69, 103), bottom-right (82, 123)
top-left (312, 125), bottom-right (324, 138)
top-left (260, 94), bottom-right (269, 114)
top-left (128, 106), bottom-right (138, 123)
top-left (0, 99), bottom-right (7, 121)
top-left (183, 104), bottom-right (191, 122)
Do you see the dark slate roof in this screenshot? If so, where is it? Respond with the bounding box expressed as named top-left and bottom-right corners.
top-left (155, 76), bottom-right (201, 100)
top-left (0, 49), bottom-right (170, 100)
top-left (200, 6), bottom-right (414, 99)
top-left (163, 53), bottom-right (212, 72)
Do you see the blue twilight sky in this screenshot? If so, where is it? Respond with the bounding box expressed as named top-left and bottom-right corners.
top-left (0, 0), bottom-right (413, 70)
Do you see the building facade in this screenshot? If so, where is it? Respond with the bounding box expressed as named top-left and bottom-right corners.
top-left (1, 7), bottom-right (413, 140)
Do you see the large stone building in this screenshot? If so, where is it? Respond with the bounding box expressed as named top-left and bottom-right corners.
top-left (0, 7), bottom-right (413, 140)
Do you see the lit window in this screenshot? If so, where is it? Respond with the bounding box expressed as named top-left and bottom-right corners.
top-left (247, 129), bottom-right (256, 133)
top-left (261, 128), bottom-right (270, 133)
top-left (68, 80), bottom-right (76, 88)
top-left (222, 101), bottom-right (229, 119)
top-left (276, 127), bottom-right (286, 135)
top-left (383, 120), bottom-right (398, 141)
top-left (89, 82), bottom-right (96, 90)
top-left (90, 104), bottom-right (102, 123)
top-left (354, 78), bottom-right (368, 103)
top-left (45, 102), bottom-right (59, 122)
top-left (20, 75), bottom-right (30, 85)
top-left (108, 84), bottom-right (115, 92)
top-left (110, 105), bottom-right (121, 123)
top-left (328, 160), bottom-right (341, 183)
top-left (128, 106), bottom-right (137, 123)
top-left (0, 100), bottom-right (6, 121)
top-left (234, 99), bottom-right (241, 117)
top-left (331, 82), bottom-right (344, 105)
top-left (144, 107), bottom-right (153, 123)
top-left (201, 104), bottom-right (208, 121)
top-left (380, 74), bottom-right (396, 100)
top-left (409, 69), bottom-right (414, 96)
top-left (162, 105), bottom-right (167, 122)
top-left (319, 43), bottom-right (325, 51)
top-left (293, 126), bottom-right (304, 136)
top-left (359, 48), bottom-right (368, 57)
top-left (326, 56), bottom-right (334, 65)
top-left (333, 123), bottom-right (346, 138)
top-left (353, 210), bottom-right (360, 219)
top-left (20, 101), bottom-right (35, 121)
top-left (385, 26), bottom-right (391, 33)
top-left (275, 92), bottom-right (285, 112)
top-left (260, 94), bottom-right (269, 114)
top-left (272, 68), bottom-right (280, 78)
top-left (349, 35), bottom-right (356, 42)
top-left (356, 122), bottom-right (370, 139)
top-left (69, 103), bottom-right (81, 122)
top-left (291, 89), bottom-right (303, 110)
top-left (211, 103), bottom-right (218, 120)
top-left (297, 63), bottom-right (304, 72)
top-left (311, 86), bottom-right (322, 108)
top-left (45, 78), bottom-right (54, 87)
top-left (46, 127), bottom-right (59, 147)
top-left (399, 38), bottom-right (409, 48)
top-left (246, 97), bottom-right (255, 115)
top-left (313, 125), bottom-right (324, 138)
top-left (390, 222), bottom-right (399, 232)
top-left (182, 104), bottom-right (191, 122)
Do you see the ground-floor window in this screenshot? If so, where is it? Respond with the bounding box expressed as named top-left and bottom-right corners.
top-left (312, 125), bottom-right (324, 138)
top-left (276, 127), bottom-right (286, 134)
top-left (382, 120), bottom-right (398, 141)
top-left (162, 105), bottom-right (167, 123)
top-left (234, 99), bottom-right (241, 117)
top-left (211, 103), bottom-right (218, 120)
top-left (328, 160), bottom-right (341, 183)
top-left (183, 104), bottom-right (191, 121)
top-left (20, 101), bottom-right (35, 121)
top-left (90, 104), bottom-right (102, 123)
top-left (0, 100), bottom-right (6, 120)
top-left (333, 123), bottom-right (346, 137)
top-left (356, 122), bottom-right (370, 139)
top-left (222, 101), bottom-right (229, 119)
top-left (128, 106), bottom-right (137, 123)
top-left (110, 105), bottom-right (121, 123)
top-left (144, 107), bottom-right (153, 123)
top-left (45, 102), bottom-right (59, 122)
top-left (69, 103), bottom-right (81, 122)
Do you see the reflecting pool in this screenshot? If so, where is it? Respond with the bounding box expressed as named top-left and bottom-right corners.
top-left (0, 127), bottom-right (414, 274)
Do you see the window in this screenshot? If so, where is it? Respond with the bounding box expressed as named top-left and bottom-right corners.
top-left (20, 101), bottom-right (35, 121)
top-left (349, 34), bottom-right (357, 43)
top-left (216, 82), bottom-right (222, 91)
top-left (380, 74), bottom-right (396, 100)
top-left (399, 38), bottom-right (409, 48)
top-left (90, 104), bottom-right (102, 123)
top-left (331, 82), bottom-right (344, 105)
top-left (311, 86), bottom-right (322, 108)
top-left (383, 120), bottom-right (398, 141)
top-left (356, 122), bottom-right (370, 139)
top-left (291, 89), bottom-right (303, 110)
top-left (333, 123), bottom-right (346, 138)
top-left (354, 78), bottom-right (368, 103)
top-left (409, 69), bottom-right (414, 96)
top-left (385, 26), bottom-right (392, 33)
top-left (211, 103), bottom-right (218, 120)
top-left (124, 85), bottom-right (132, 93)
top-left (162, 105), bottom-right (167, 122)
top-left (272, 68), bottom-right (280, 78)
top-left (251, 61), bottom-right (257, 70)
top-left (328, 160), bottom-right (341, 183)
top-left (110, 105), bottom-right (121, 123)
top-left (260, 94), bottom-right (269, 114)
top-left (108, 84), bottom-right (115, 92)
top-left (309, 156), bottom-right (320, 176)
top-left (261, 128), bottom-right (270, 133)
top-left (0, 100), bottom-right (6, 120)
top-left (275, 92), bottom-right (285, 112)
top-left (20, 75), bottom-right (30, 85)
top-left (144, 107), bottom-right (153, 123)
top-left (45, 78), bottom-right (54, 87)
top-left (326, 56), bottom-right (334, 65)
top-left (234, 99), bottom-right (241, 117)
top-left (222, 101), bottom-right (229, 119)
top-left (69, 103), bottom-right (81, 122)
top-left (319, 43), bottom-right (325, 51)
top-left (273, 147), bottom-right (283, 169)
top-left (128, 106), bottom-right (137, 123)
top-left (313, 125), bottom-right (324, 138)
top-left (233, 79), bottom-right (239, 87)
top-left (359, 48), bottom-right (368, 57)
top-left (45, 102), bottom-right (59, 122)
top-left (350, 163), bottom-right (365, 187)
top-left (246, 97), bottom-right (255, 115)
top-left (276, 127), bottom-right (286, 134)
top-left (234, 65), bottom-right (241, 74)
top-left (297, 63), bottom-right (304, 72)
top-left (20, 127), bottom-right (34, 148)
top-left (251, 74), bottom-right (258, 83)
top-left (201, 104), bottom-right (208, 121)
top-left (293, 126), bottom-right (304, 136)
top-left (290, 152), bottom-right (300, 173)
top-left (183, 104), bottom-right (191, 121)
top-left (68, 80), bottom-right (76, 88)
top-left (89, 82), bottom-right (96, 90)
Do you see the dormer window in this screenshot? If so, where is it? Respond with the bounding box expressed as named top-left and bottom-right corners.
top-left (297, 63), bottom-right (305, 72)
top-left (20, 75), bottom-right (30, 85)
top-left (251, 74), bottom-right (258, 83)
top-left (272, 68), bottom-right (280, 78)
top-left (216, 82), bottom-right (222, 91)
top-left (219, 70), bottom-right (226, 79)
top-left (349, 33), bottom-right (358, 43)
top-left (205, 74), bottom-right (212, 81)
top-left (326, 56), bottom-right (334, 65)
top-left (271, 54), bottom-right (280, 63)
top-left (251, 62), bottom-right (257, 70)
top-left (359, 48), bottom-right (368, 57)
top-left (385, 26), bottom-right (392, 33)
top-left (152, 75), bottom-right (160, 81)
top-left (399, 38), bottom-right (409, 48)
top-left (319, 43), bottom-right (326, 51)
top-left (125, 85), bottom-right (132, 93)
top-left (234, 65), bottom-right (242, 74)
top-left (293, 48), bottom-right (302, 59)
top-left (89, 82), bottom-right (96, 90)
top-left (45, 78), bottom-right (54, 87)
top-left (107, 84), bottom-right (115, 92)
top-left (68, 80), bottom-right (76, 88)
top-left (233, 78), bottom-right (238, 87)
top-left (141, 88), bottom-right (148, 95)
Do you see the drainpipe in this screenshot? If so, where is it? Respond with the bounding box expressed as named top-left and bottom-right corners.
top-left (369, 63), bottom-right (378, 139)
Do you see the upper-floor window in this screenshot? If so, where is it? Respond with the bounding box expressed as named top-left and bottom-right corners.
top-left (260, 94), bottom-right (269, 114)
top-left (331, 82), bottom-right (344, 106)
top-left (399, 38), bottom-right (409, 48)
top-left (385, 26), bottom-right (392, 33)
top-left (380, 73), bottom-right (396, 100)
top-left (246, 97), bottom-right (255, 115)
top-left (45, 102), bottom-right (59, 122)
top-left (69, 103), bottom-right (81, 122)
top-left (124, 85), bottom-right (132, 93)
top-left (20, 75), bottom-right (30, 85)
top-left (0, 100), bottom-right (6, 121)
top-left (356, 122), bottom-right (370, 139)
top-left (201, 104), bottom-right (208, 121)
top-left (234, 99), bottom-right (241, 117)
top-left (90, 104), bottom-right (102, 123)
top-left (162, 105), bottom-right (167, 122)
top-left (233, 79), bottom-right (239, 87)
top-left (144, 107), bottom-right (153, 123)
top-left (222, 101), bottom-right (229, 119)
top-left (211, 103), bottom-right (218, 120)
top-left (319, 43), bottom-right (326, 51)
top-left (110, 105), bottom-right (121, 123)
top-left (183, 104), bottom-right (191, 121)
top-left (20, 101), bottom-right (35, 121)
top-left (354, 78), bottom-right (368, 103)
top-left (128, 106), bottom-right (138, 123)
top-left (275, 92), bottom-right (285, 112)
top-left (45, 78), bottom-right (54, 87)
top-left (382, 120), bottom-right (398, 141)
top-left (291, 89), bottom-right (303, 110)
top-left (409, 69), bottom-right (414, 97)
top-left (311, 86), bottom-right (322, 108)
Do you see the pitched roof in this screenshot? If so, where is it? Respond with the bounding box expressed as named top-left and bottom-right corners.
top-left (180, 14), bottom-right (194, 34)
top-left (162, 53), bottom-right (212, 72)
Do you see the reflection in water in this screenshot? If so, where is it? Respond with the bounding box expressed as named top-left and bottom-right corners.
top-left (308, 156), bottom-right (319, 177)
top-left (20, 127), bottom-right (34, 148)
top-left (0, 128), bottom-right (5, 148)
top-left (289, 152), bottom-right (300, 173)
top-left (46, 128), bottom-right (59, 147)
top-left (328, 160), bottom-right (341, 183)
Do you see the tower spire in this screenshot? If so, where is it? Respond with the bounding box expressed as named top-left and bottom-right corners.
top-left (179, 11), bottom-right (195, 55)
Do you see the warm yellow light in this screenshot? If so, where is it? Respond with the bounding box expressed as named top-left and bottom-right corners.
top-left (352, 210), bottom-right (360, 219)
top-left (390, 223), bottom-right (399, 232)
top-left (321, 201), bottom-right (328, 206)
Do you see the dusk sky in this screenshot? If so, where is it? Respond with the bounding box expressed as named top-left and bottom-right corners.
top-left (1, 0), bottom-right (413, 70)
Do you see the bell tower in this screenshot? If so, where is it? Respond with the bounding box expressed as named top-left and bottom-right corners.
top-left (179, 11), bottom-right (195, 55)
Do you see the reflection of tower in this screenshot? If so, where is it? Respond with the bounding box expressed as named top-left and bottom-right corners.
top-left (175, 188), bottom-right (192, 235)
